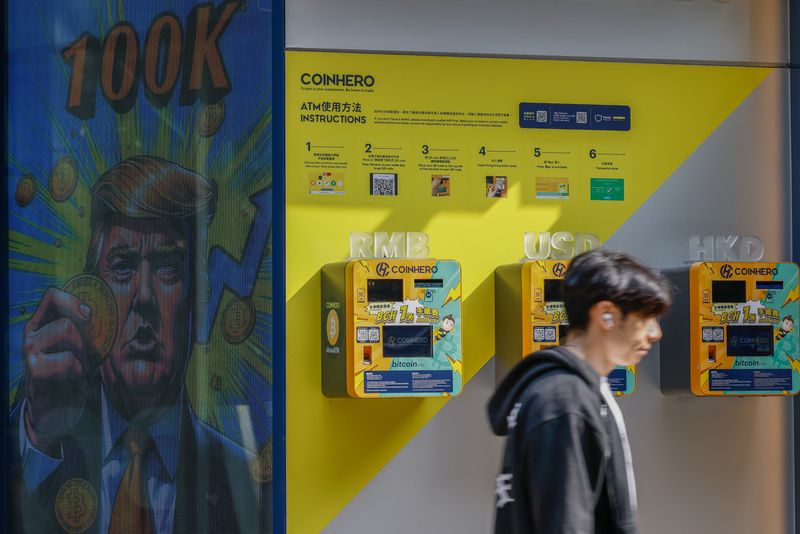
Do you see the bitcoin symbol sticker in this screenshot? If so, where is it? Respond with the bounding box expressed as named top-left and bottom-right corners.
top-left (15, 175), bottom-right (37, 207)
top-left (63, 275), bottom-right (118, 366)
top-left (49, 156), bottom-right (78, 202)
top-left (198, 100), bottom-right (225, 137)
top-left (55, 479), bottom-right (97, 533)
top-left (251, 438), bottom-right (273, 483)
top-left (326, 309), bottom-right (339, 346)
top-left (221, 296), bottom-right (256, 344)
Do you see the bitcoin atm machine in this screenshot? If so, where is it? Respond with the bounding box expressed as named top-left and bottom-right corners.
top-left (661, 262), bottom-right (800, 396)
top-left (495, 260), bottom-right (635, 395)
top-left (321, 259), bottom-right (462, 398)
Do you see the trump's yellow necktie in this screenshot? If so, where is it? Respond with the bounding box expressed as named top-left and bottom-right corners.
top-left (109, 424), bottom-right (154, 534)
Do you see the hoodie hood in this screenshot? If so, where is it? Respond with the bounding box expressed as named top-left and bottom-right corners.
top-left (487, 346), bottom-right (600, 436)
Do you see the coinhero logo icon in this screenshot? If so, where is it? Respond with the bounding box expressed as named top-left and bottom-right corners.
top-left (553, 262), bottom-right (567, 277)
top-left (720, 264), bottom-right (733, 279)
top-left (376, 262), bottom-right (390, 277)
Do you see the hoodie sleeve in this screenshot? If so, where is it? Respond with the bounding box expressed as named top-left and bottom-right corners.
top-left (520, 413), bottom-right (606, 534)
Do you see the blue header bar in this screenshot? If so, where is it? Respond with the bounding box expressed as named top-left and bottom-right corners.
top-left (519, 103), bottom-right (631, 131)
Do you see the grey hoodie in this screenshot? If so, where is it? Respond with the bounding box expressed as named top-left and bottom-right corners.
top-left (487, 346), bottom-right (638, 533)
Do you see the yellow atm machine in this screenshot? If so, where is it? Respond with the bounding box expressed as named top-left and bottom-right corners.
top-left (661, 262), bottom-right (800, 396)
top-left (321, 259), bottom-right (462, 398)
top-left (495, 260), bottom-right (635, 395)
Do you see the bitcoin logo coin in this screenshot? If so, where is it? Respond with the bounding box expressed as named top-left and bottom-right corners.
top-left (50, 156), bottom-right (78, 202)
top-left (198, 100), bottom-right (225, 137)
top-left (55, 479), bottom-right (97, 533)
top-left (63, 275), bottom-right (117, 365)
top-left (326, 309), bottom-right (339, 346)
top-left (221, 296), bottom-right (256, 344)
top-left (251, 438), bottom-right (273, 483)
top-left (15, 175), bottom-right (36, 207)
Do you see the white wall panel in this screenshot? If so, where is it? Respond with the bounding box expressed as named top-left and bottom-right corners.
top-left (287, 0), bottom-right (786, 65)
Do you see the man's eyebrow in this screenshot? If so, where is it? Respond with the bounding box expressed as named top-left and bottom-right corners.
top-left (152, 244), bottom-right (185, 256)
top-left (105, 244), bottom-right (138, 258)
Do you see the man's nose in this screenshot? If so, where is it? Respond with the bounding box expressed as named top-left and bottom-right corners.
top-left (134, 260), bottom-right (154, 307)
top-left (647, 319), bottom-right (662, 341)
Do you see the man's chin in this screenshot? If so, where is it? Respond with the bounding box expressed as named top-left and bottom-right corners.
top-left (118, 361), bottom-right (170, 395)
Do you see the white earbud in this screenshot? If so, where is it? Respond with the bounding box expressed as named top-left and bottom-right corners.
top-left (602, 312), bottom-right (614, 327)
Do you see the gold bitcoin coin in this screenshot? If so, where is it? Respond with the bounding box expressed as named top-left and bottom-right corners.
top-left (63, 275), bottom-right (117, 365)
top-left (251, 438), bottom-right (273, 483)
top-left (221, 296), bottom-right (256, 344)
top-left (15, 175), bottom-right (36, 207)
top-left (55, 478), bottom-right (98, 533)
top-left (50, 156), bottom-right (78, 202)
top-left (198, 100), bottom-right (225, 137)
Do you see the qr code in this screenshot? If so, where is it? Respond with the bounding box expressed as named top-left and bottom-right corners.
top-left (576, 111), bottom-right (587, 124)
top-left (536, 110), bottom-right (548, 123)
top-left (544, 327), bottom-right (557, 342)
top-left (370, 173), bottom-right (397, 196)
top-left (702, 327), bottom-right (714, 342)
top-left (368, 328), bottom-right (380, 342)
top-left (357, 328), bottom-right (370, 343)
top-left (534, 327), bottom-right (545, 342)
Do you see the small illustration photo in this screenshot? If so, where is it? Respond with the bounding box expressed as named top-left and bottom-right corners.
top-left (370, 173), bottom-right (398, 196)
top-left (431, 174), bottom-right (450, 197)
top-left (535, 177), bottom-right (569, 200)
top-left (486, 176), bottom-right (507, 198)
top-left (309, 171), bottom-right (345, 195)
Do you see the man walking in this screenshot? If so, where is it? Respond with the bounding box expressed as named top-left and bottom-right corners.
top-left (489, 250), bottom-right (671, 533)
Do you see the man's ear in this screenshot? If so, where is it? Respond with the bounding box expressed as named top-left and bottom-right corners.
top-left (589, 301), bottom-right (618, 331)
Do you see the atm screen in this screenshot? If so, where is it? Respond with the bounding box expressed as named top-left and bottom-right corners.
top-left (544, 279), bottom-right (564, 303)
top-left (726, 325), bottom-right (773, 357)
top-left (712, 280), bottom-right (746, 303)
top-left (756, 281), bottom-right (784, 290)
top-left (368, 279), bottom-right (403, 302)
top-left (415, 279), bottom-right (444, 288)
top-left (383, 325), bottom-right (433, 358)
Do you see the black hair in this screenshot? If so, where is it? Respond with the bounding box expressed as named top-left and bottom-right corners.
top-left (563, 249), bottom-right (671, 331)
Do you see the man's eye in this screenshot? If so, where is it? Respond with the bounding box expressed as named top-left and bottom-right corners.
top-left (110, 262), bottom-right (134, 280)
top-left (157, 261), bottom-right (182, 281)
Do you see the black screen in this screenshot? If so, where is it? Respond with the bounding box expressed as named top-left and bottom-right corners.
top-left (726, 325), bottom-right (773, 357)
top-left (414, 279), bottom-right (443, 288)
top-left (543, 279), bottom-right (564, 302)
top-left (383, 325), bottom-right (433, 358)
top-left (756, 281), bottom-right (784, 290)
top-left (367, 279), bottom-right (403, 302)
top-left (712, 280), bottom-right (746, 303)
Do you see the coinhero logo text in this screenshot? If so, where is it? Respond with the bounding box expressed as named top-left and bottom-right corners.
top-left (300, 73), bottom-right (375, 87)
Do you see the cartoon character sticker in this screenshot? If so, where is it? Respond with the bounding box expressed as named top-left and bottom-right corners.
top-left (435, 314), bottom-right (456, 342)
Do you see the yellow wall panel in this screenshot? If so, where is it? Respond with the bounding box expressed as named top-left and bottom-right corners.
top-left (285, 50), bottom-right (769, 533)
